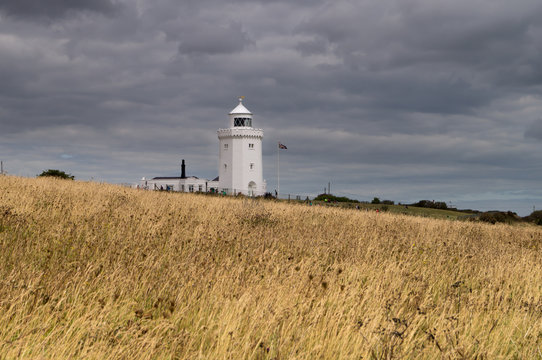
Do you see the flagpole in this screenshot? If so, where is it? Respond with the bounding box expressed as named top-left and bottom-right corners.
top-left (277, 142), bottom-right (280, 198)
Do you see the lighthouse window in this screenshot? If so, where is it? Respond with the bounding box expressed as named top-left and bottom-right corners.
top-left (224, 164), bottom-right (227, 171)
top-left (224, 144), bottom-right (228, 150)
top-left (250, 163), bottom-right (254, 170)
top-left (234, 117), bottom-right (252, 127)
top-left (249, 143), bottom-right (254, 149)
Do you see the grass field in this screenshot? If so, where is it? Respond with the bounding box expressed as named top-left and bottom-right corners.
top-left (310, 201), bottom-right (476, 220)
top-left (1, 175), bottom-right (541, 359)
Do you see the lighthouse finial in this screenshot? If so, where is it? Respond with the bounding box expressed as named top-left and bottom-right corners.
top-left (239, 96), bottom-right (244, 102)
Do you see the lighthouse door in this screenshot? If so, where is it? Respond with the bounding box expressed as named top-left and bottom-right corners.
top-left (248, 181), bottom-right (256, 197)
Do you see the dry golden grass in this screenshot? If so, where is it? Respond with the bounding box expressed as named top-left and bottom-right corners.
top-left (1, 175), bottom-right (541, 359)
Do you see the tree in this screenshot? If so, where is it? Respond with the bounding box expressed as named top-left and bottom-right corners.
top-left (371, 197), bottom-right (381, 204)
top-left (37, 169), bottom-right (74, 180)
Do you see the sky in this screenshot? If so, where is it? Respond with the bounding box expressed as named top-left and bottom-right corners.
top-left (1, 0), bottom-right (542, 215)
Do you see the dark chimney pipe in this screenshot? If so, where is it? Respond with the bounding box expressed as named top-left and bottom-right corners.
top-left (181, 159), bottom-right (186, 179)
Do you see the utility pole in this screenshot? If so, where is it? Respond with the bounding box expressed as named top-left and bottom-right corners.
top-left (1, 161), bottom-right (3, 175)
top-left (277, 143), bottom-right (280, 198)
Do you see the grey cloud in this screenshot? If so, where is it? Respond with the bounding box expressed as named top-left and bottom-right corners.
top-left (295, 38), bottom-right (330, 56)
top-left (177, 22), bottom-right (252, 56)
top-left (0, 0), bottom-right (121, 20)
top-left (142, 0), bottom-right (255, 56)
top-left (297, 0), bottom-right (542, 90)
top-left (525, 119), bottom-right (542, 140)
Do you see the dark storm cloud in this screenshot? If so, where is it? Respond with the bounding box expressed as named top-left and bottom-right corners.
top-left (295, 0), bottom-right (542, 115)
top-left (297, 0), bottom-right (542, 69)
top-left (1, 0), bottom-right (542, 215)
top-left (178, 22), bottom-right (252, 56)
top-left (0, 0), bottom-right (120, 20)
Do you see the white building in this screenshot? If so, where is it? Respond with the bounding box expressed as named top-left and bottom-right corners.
top-left (138, 159), bottom-right (219, 193)
top-left (218, 98), bottom-right (266, 196)
top-left (137, 98), bottom-right (265, 196)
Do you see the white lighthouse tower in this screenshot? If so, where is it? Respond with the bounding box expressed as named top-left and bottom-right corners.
top-left (218, 98), bottom-right (266, 196)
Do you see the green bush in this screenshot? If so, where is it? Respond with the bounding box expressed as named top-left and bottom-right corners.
top-left (479, 212), bottom-right (514, 224)
top-left (37, 169), bottom-right (74, 180)
top-left (413, 200), bottom-right (448, 209)
top-left (314, 194), bottom-right (359, 203)
top-left (524, 210), bottom-right (542, 225)
top-left (479, 213), bottom-right (497, 224)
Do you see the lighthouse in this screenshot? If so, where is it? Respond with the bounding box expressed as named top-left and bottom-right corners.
top-left (218, 98), bottom-right (266, 196)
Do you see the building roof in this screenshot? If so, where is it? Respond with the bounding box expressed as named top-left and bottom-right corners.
top-left (212, 176), bottom-right (219, 181)
top-left (151, 176), bottom-right (199, 180)
top-left (229, 97), bottom-right (252, 115)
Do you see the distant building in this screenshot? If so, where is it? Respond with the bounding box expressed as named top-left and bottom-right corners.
top-left (137, 98), bottom-right (266, 196)
top-left (138, 159), bottom-right (219, 192)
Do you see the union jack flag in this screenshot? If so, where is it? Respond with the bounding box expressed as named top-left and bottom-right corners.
top-left (278, 142), bottom-right (287, 149)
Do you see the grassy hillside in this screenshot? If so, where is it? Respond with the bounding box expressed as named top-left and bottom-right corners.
top-left (311, 200), bottom-right (475, 220)
top-left (1, 176), bottom-right (541, 359)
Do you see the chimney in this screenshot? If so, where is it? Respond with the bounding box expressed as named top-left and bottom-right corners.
top-left (181, 159), bottom-right (186, 179)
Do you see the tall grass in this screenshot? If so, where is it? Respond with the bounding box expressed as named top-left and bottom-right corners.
top-left (0, 175), bottom-right (541, 359)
